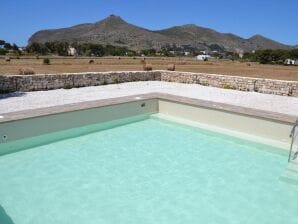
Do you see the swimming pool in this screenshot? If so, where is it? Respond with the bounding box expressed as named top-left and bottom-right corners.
top-left (0, 95), bottom-right (297, 224)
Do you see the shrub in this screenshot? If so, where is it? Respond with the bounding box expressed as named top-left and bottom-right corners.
top-left (5, 56), bottom-right (11, 62)
top-left (112, 77), bottom-right (120, 83)
top-left (63, 84), bottom-right (72, 89)
top-left (89, 59), bottom-right (95, 64)
top-left (18, 68), bottom-right (35, 75)
top-left (223, 84), bottom-right (236, 90)
top-left (43, 58), bottom-right (50, 65)
top-left (200, 81), bottom-right (209, 86)
top-left (143, 63), bottom-right (152, 71)
top-left (36, 55), bottom-right (40, 59)
top-left (167, 64), bottom-right (175, 71)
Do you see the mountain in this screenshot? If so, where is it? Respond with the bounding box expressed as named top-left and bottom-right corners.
top-left (29, 15), bottom-right (292, 52)
top-left (29, 15), bottom-right (172, 50)
top-left (247, 35), bottom-right (289, 50)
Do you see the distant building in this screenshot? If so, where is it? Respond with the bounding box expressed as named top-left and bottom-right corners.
top-left (184, 51), bottom-right (190, 56)
top-left (235, 49), bottom-right (244, 58)
top-left (196, 54), bottom-right (211, 61)
top-left (18, 47), bottom-right (26, 52)
top-left (67, 47), bottom-right (77, 56)
top-left (284, 59), bottom-right (298, 66)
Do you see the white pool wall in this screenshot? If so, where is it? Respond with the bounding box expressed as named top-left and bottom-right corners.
top-left (158, 100), bottom-right (293, 150)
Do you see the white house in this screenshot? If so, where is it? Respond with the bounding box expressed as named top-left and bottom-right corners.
top-left (284, 59), bottom-right (298, 66)
top-left (199, 50), bottom-right (208, 55)
top-left (67, 47), bottom-right (77, 56)
top-left (196, 54), bottom-right (211, 61)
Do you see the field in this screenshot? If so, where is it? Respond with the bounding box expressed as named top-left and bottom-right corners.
top-left (1, 57), bottom-right (298, 81)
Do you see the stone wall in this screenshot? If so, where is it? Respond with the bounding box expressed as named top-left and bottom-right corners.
top-left (160, 71), bottom-right (298, 97)
top-left (0, 71), bottom-right (161, 93)
top-left (1, 70), bottom-right (298, 97)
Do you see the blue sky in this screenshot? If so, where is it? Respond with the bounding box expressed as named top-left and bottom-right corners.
top-left (1, 0), bottom-right (297, 46)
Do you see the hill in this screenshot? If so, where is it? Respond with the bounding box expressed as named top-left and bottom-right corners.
top-left (29, 15), bottom-right (292, 53)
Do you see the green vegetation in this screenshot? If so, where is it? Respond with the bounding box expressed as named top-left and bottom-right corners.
top-left (140, 49), bottom-right (156, 56)
top-left (26, 41), bottom-right (136, 57)
top-left (2, 38), bottom-right (298, 65)
top-left (200, 81), bottom-right (209, 86)
top-left (223, 84), bottom-right (236, 90)
top-left (25, 41), bottom-right (182, 57)
top-left (63, 84), bottom-right (73, 89)
top-left (243, 49), bottom-right (298, 64)
top-left (0, 48), bottom-right (8, 55)
top-left (0, 40), bottom-right (20, 55)
top-left (43, 58), bottom-right (50, 65)
top-left (112, 77), bottom-right (120, 83)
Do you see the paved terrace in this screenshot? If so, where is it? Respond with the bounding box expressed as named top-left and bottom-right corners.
top-left (0, 81), bottom-right (298, 117)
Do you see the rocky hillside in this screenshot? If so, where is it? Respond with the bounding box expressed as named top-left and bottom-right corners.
top-left (29, 15), bottom-right (292, 52)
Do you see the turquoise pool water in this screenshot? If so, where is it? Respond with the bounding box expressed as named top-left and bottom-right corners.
top-left (0, 116), bottom-right (298, 224)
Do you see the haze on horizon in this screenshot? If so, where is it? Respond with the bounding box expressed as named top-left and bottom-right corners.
top-left (1, 0), bottom-right (297, 46)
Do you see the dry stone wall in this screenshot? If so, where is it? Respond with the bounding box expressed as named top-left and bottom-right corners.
top-left (0, 71), bottom-right (161, 93)
top-left (160, 71), bottom-right (298, 97)
top-left (1, 70), bottom-right (297, 97)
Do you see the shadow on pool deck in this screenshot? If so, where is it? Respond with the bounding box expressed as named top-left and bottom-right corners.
top-left (0, 205), bottom-right (14, 224)
top-left (0, 92), bottom-right (26, 100)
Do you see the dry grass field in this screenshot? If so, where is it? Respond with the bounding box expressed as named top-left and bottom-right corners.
top-left (1, 57), bottom-right (298, 81)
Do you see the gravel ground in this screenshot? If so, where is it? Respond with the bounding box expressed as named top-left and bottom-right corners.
top-left (1, 81), bottom-right (298, 116)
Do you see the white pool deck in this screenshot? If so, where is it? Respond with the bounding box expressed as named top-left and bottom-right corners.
top-left (0, 81), bottom-right (298, 117)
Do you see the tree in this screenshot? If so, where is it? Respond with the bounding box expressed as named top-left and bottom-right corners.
top-left (0, 48), bottom-right (7, 55)
top-left (3, 43), bottom-right (12, 50)
top-left (140, 49), bottom-right (156, 56)
top-left (27, 42), bottom-right (48, 55)
top-left (12, 43), bottom-right (19, 51)
top-left (289, 49), bottom-right (298, 59)
top-left (88, 44), bottom-right (104, 57)
top-left (0, 40), bottom-right (6, 46)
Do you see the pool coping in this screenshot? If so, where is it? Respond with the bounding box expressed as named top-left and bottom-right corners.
top-left (0, 92), bottom-right (296, 124)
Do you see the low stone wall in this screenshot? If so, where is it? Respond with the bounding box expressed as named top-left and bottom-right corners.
top-left (1, 70), bottom-right (298, 97)
top-left (160, 71), bottom-right (298, 97)
top-left (0, 71), bottom-right (161, 93)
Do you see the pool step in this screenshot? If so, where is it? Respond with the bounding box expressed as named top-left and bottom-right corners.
top-left (280, 160), bottom-right (298, 186)
top-left (287, 162), bottom-right (298, 173)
